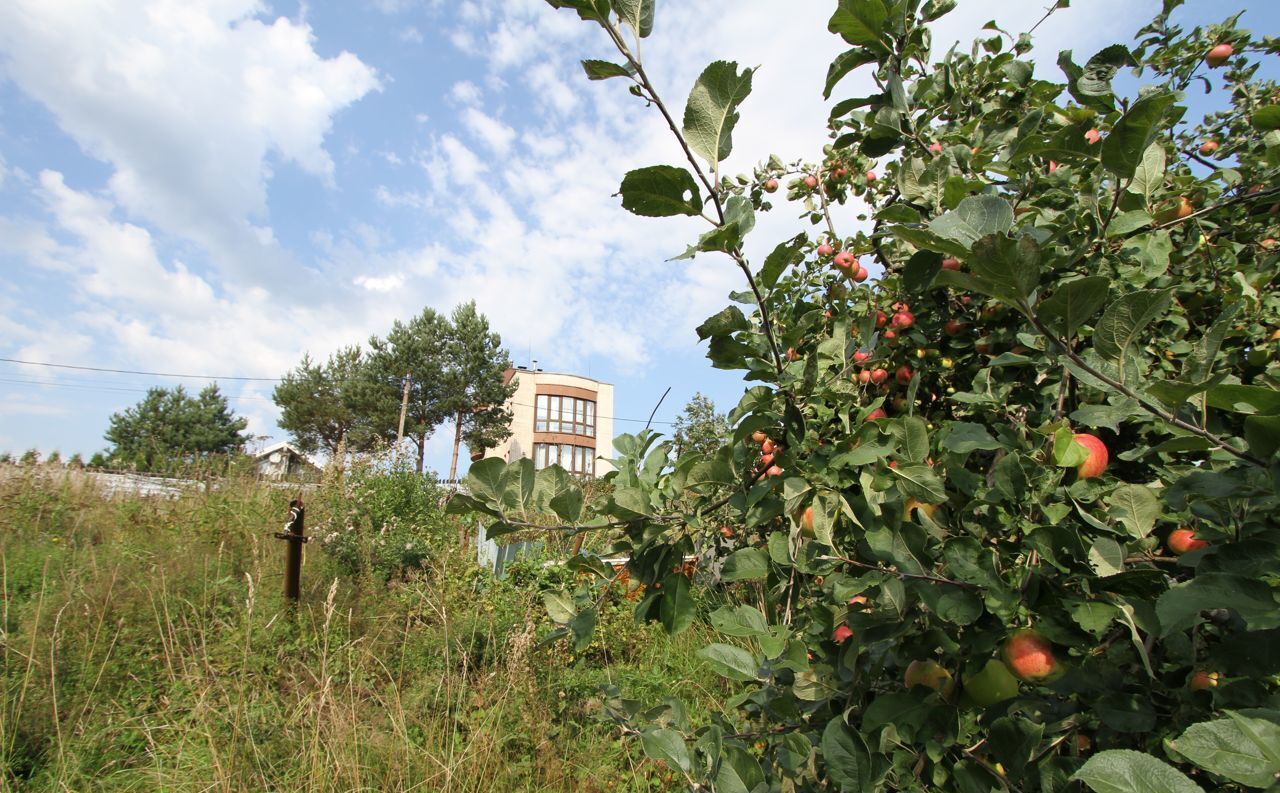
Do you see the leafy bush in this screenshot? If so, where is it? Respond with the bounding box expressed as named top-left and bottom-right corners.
top-left (453, 2), bottom-right (1280, 792)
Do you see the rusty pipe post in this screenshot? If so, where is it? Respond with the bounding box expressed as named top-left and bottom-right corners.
top-left (274, 497), bottom-right (307, 603)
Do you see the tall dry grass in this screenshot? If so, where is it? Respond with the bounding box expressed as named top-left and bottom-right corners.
top-left (0, 464), bottom-right (720, 792)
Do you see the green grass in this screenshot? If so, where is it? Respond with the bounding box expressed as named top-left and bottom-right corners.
top-left (0, 465), bottom-right (725, 791)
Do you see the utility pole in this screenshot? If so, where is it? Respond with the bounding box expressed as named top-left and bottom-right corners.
top-left (395, 372), bottom-right (412, 446)
top-left (448, 409), bottom-right (463, 482)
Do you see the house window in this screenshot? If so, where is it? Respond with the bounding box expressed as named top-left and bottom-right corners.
top-left (534, 394), bottom-right (596, 437)
top-left (533, 442), bottom-right (596, 477)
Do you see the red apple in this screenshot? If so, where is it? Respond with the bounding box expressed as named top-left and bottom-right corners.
top-left (1199, 140), bottom-right (1220, 156)
top-left (944, 319), bottom-right (966, 336)
top-left (1206, 43), bottom-right (1233, 67)
top-left (1048, 160), bottom-right (1059, 174)
top-left (892, 311), bottom-right (915, 329)
top-left (853, 351), bottom-right (870, 363)
top-left (929, 142), bottom-right (943, 154)
top-left (870, 368), bottom-right (888, 384)
top-left (759, 453), bottom-right (774, 467)
top-left (1002, 630), bottom-right (1057, 682)
top-left (1167, 528), bottom-right (1209, 555)
top-left (786, 347), bottom-right (799, 362)
top-left (866, 408), bottom-right (887, 421)
top-left (834, 251), bottom-right (855, 269)
top-left (941, 257), bottom-right (960, 271)
top-left (751, 430), bottom-right (769, 445)
top-left (858, 370), bottom-right (872, 385)
top-left (803, 175), bottom-right (819, 188)
top-left (865, 170), bottom-right (877, 182)
top-left (833, 624), bottom-right (854, 644)
top-left (895, 365), bottom-right (913, 385)
top-left (834, 166), bottom-right (847, 179)
top-left (817, 243), bottom-right (835, 257)
top-left (1074, 433), bottom-right (1109, 479)
top-left (762, 439), bottom-right (776, 455)
top-left (875, 311), bottom-right (888, 328)
top-left (763, 178), bottom-right (779, 193)
top-left (801, 506), bottom-right (815, 535)
top-left (883, 329), bottom-right (897, 343)
top-left (1189, 670), bottom-right (1220, 691)
top-left (1084, 128), bottom-right (1102, 145)
top-left (766, 465), bottom-right (784, 477)
top-left (852, 266), bottom-right (869, 282)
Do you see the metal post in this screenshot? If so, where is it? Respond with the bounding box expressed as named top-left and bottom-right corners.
top-left (274, 497), bottom-right (307, 603)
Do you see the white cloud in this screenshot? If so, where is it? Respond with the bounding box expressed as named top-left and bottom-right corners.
top-left (0, 0), bottom-right (380, 290)
top-left (399, 25), bottom-right (424, 44)
top-left (461, 107), bottom-right (516, 155)
top-left (449, 80), bottom-right (482, 105)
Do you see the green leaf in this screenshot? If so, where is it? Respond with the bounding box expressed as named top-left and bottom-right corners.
top-left (1127, 143), bottom-right (1167, 202)
top-left (500, 457), bottom-right (537, 515)
top-left (1053, 427), bottom-right (1089, 467)
top-left (1094, 288), bottom-right (1174, 360)
top-left (969, 233), bottom-right (1041, 308)
top-left (827, 0), bottom-right (890, 54)
top-left (1252, 105), bottom-right (1280, 131)
top-left (1206, 384), bottom-right (1280, 415)
top-left (824, 48), bottom-right (879, 99)
top-left (682, 61), bottom-right (756, 166)
top-left (465, 457), bottom-right (508, 505)
top-left (641, 728), bottom-right (691, 773)
top-left (1183, 303), bottom-right (1239, 383)
top-left (1169, 714), bottom-right (1280, 788)
top-left (1072, 750), bottom-right (1204, 793)
top-left (760, 234), bottom-right (805, 289)
top-left (581, 59), bottom-right (633, 80)
top-left (660, 573), bottom-right (695, 634)
top-left (941, 423), bottom-right (1004, 454)
top-left (822, 718), bottom-right (874, 791)
top-left (1157, 573), bottom-right (1280, 636)
top-left (927, 195), bottom-right (1014, 248)
top-left (696, 306), bottom-right (750, 340)
top-left (921, 0), bottom-right (956, 21)
top-left (1245, 413), bottom-right (1280, 459)
top-left (1102, 91), bottom-right (1179, 179)
top-left (545, 0), bottom-right (611, 24)
top-left (535, 465), bottom-right (583, 521)
top-left (697, 642), bottom-right (759, 681)
top-left (721, 547), bottom-right (770, 582)
top-left (902, 250), bottom-right (942, 293)
top-left (709, 605), bottom-right (768, 637)
top-left (569, 607), bottom-right (597, 651)
top-left (1038, 276), bottom-right (1111, 338)
top-left (1089, 537), bottom-right (1125, 577)
top-left (1078, 44), bottom-right (1137, 97)
top-left (543, 592), bottom-right (577, 624)
top-left (613, 0), bottom-right (654, 38)
top-left (1069, 600), bottom-right (1121, 636)
top-left (891, 464), bottom-right (947, 503)
top-left (1107, 484), bottom-right (1160, 539)
top-left (619, 165), bottom-right (702, 217)
top-left (901, 416), bottom-right (930, 463)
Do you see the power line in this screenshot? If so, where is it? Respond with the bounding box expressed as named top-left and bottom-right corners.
top-left (0, 357), bottom-right (281, 381)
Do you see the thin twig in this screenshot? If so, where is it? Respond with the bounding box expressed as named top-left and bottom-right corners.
top-left (822, 552), bottom-right (979, 590)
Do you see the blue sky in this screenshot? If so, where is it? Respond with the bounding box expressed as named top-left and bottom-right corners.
top-left (1, 0), bottom-right (1276, 474)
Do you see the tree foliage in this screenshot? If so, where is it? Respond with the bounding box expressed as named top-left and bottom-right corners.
top-left (104, 384), bottom-right (248, 472)
top-left (442, 301), bottom-right (517, 478)
top-left (672, 392), bottom-right (731, 459)
top-left (453, 1), bottom-right (1280, 791)
top-left (272, 345), bottom-right (374, 457)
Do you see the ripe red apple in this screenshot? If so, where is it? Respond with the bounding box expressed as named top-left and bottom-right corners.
top-left (719, 526), bottom-right (735, 539)
top-left (875, 311), bottom-right (888, 328)
top-left (762, 439), bottom-right (776, 455)
top-left (833, 624), bottom-right (854, 644)
top-left (1048, 160), bottom-right (1059, 174)
top-left (1206, 43), bottom-right (1233, 67)
top-left (853, 351), bottom-right (870, 363)
top-left (865, 170), bottom-right (877, 182)
top-left (803, 175), bottom-right (819, 189)
top-left (941, 257), bottom-right (960, 271)
top-left (866, 408), bottom-right (887, 421)
top-left (1261, 238), bottom-right (1278, 251)
top-left (751, 430), bottom-right (768, 445)
top-left (1199, 140), bottom-right (1220, 156)
top-left (852, 266), bottom-right (869, 282)
top-left (765, 465), bottom-right (783, 477)
top-left (892, 311), bottom-right (915, 329)
top-left (928, 142), bottom-right (943, 154)
top-left (834, 251), bottom-right (855, 269)
top-left (904, 659), bottom-right (954, 694)
top-left (759, 453), bottom-right (774, 467)
top-left (1189, 670), bottom-right (1220, 691)
top-left (1167, 528), bottom-right (1209, 554)
top-left (801, 506), bottom-right (815, 535)
top-left (833, 166), bottom-right (847, 179)
top-left (1084, 128), bottom-right (1102, 145)
top-left (786, 347), bottom-right (799, 362)
top-left (1074, 433), bottom-right (1109, 479)
top-left (895, 365), bottom-right (913, 385)
top-left (763, 178), bottom-right (779, 193)
top-left (870, 368), bottom-right (888, 384)
top-left (944, 319), bottom-right (966, 336)
top-left (1002, 630), bottom-right (1057, 681)
top-left (858, 370), bottom-right (872, 385)
top-left (848, 595), bottom-right (869, 609)
top-left (817, 243), bottom-right (835, 257)
top-left (883, 329), bottom-right (898, 343)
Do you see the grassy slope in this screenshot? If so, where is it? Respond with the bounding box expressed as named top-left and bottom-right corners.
top-left (0, 466), bottom-right (726, 791)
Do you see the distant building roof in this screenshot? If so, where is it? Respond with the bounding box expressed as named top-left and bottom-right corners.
top-left (253, 441), bottom-right (319, 468)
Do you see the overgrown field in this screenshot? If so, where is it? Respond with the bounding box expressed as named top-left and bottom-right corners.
top-left (0, 464), bottom-right (725, 791)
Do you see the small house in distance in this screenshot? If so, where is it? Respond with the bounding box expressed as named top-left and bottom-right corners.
top-left (482, 366), bottom-right (615, 477)
top-left (253, 441), bottom-right (320, 481)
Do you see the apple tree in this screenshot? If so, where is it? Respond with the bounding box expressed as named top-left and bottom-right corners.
top-left (450, 1), bottom-right (1280, 790)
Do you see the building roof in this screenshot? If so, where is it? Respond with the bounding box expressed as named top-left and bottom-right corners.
top-left (502, 367), bottom-right (614, 387)
top-left (253, 441), bottom-right (319, 468)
